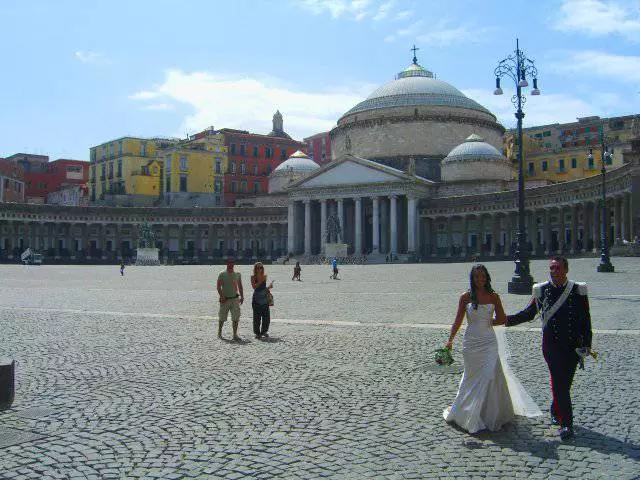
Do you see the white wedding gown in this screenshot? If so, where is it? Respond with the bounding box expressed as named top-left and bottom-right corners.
top-left (443, 303), bottom-right (542, 433)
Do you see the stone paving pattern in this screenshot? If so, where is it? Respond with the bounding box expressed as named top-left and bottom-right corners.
top-left (0, 258), bottom-right (638, 479)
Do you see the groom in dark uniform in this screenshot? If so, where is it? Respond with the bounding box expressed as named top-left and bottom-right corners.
top-left (505, 256), bottom-right (592, 441)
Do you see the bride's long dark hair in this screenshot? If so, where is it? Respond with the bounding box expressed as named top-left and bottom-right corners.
top-left (469, 264), bottom-right (494, 309)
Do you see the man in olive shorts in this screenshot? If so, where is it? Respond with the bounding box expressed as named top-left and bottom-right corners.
top-left (217, 259), bottom-right (244, 341)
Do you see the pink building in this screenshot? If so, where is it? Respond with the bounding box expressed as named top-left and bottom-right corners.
top-left (303, 131), bottom-right (332, 165)
top-left (0, 158), bottom-right (25, 203)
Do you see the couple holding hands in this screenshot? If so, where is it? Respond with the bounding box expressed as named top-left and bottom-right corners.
top-left (444, 256), bottom-right (592, 442)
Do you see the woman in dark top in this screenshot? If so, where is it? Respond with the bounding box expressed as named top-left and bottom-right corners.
top-left (251, 262), bottom-right (274, 339)
top-left (292, 261), bottom-right (301, 281)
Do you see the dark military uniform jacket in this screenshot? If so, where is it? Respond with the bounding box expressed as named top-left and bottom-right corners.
top-left (507, 280), bottom-right (592, 350)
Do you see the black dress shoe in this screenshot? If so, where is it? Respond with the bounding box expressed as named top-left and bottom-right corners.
top-left (559, 427), bottom-right (574, 441)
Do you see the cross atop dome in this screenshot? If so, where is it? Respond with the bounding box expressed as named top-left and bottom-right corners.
top-left (411, 45), bottom-right (420, 65)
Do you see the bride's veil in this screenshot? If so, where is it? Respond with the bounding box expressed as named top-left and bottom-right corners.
top-left (495, 327), bottom-right (543, 417)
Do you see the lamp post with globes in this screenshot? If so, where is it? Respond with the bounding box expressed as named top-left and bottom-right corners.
top-left (493, 39), bottom-right (540, 295)
top-left (588, 124), bottom-right (615, 272)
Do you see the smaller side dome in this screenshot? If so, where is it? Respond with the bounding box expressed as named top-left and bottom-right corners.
top-left (441, 134), bottom-right (513, 183)
top-left (273, 150), bottom-right (320, 173)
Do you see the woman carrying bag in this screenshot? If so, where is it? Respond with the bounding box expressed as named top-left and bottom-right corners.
top-left (251, 262), bottom-right (274, 340)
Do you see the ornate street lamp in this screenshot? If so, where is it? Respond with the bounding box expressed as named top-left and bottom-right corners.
top-left (588, 125), bottom-right (615, 272)
top-left (494, 39), bottom-right (540, 295)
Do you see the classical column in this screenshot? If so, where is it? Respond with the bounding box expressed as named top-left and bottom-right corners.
top-left (83, 224), bottom-right (89, 259)
top-left (195, 225), bottom-right (202, 260)
top-left (407, 197), bottom-right (416, 254)
top-left (380, 199), bottom-right (388, 253)
top-left (570, 204), bottom-right (578, 254)
top-left (39, 222), bottom-right (46, 251)
top-left (614, 196), bottom-right (622, 242)
top-left (478, 214), bottom-right (485, 255)
top-left (320, 199), bottom-right (327, 254)
top-left (372, 196), bottom-right (380, 255)
top-left (337, 199), bottom-right (344, 244)
top-left (446, 216), bottom-right (453, 257)
top-left (621, 194), bottom-right (629, 241)
top-left (490, 214), bottom-right (498, 256)
top-left (163, 224), bottom-right (170, 260)
top-left (592, 203), bottom-right (600, 253)
top-left (628, 193), bottom-right (634, 244)
top-left (304, 199), bottom-right (311, 256)
top-left (115, 224), bottom-right (122, 260)
top-left (287, 201), bottom-right (295, 256)
top-left (208, 225), bottom-right (215, 259)
top-left (178, 224), bottom-right (185, 260)
top-left (461, 215), bottom-right (468, 257)
top-left (354, 197), bottom-right (362, 255)
top-left (390, 195), bottom-right (398, 256)
top-left (582, 203), bottom-right (590, 253)
top-left (424, 217), bottom-right (431, 257)
top-left (505, 213), bottom-right (513, 257)
top-left (528, 211), bottom-right (536, 256)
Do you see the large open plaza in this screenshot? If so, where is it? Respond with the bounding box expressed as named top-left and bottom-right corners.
top-left (0, 258), bottom-right (639, 479)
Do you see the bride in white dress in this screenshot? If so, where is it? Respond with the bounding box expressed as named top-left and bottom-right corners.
top-left (443, 264), bottom-right (541, 433)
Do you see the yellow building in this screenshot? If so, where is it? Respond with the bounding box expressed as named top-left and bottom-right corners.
top-left (505, 114), bottom-right (636, 183)
top-left (89, 133), bottom-right (228, 207)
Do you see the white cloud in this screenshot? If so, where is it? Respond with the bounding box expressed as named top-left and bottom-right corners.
top-left (553, 0), bottom-right (640, 41)
top-left (550, 50), bottom-right (640, 82)
top-left (372, 0), bottom-right (395, 21)
top-left (143, 103), bottom-right (175, 111)
top-left (130, 70), bottom-right (370, 140)
top-left (74, 50), bottom-right (107, 64)
top-left (385, 20), bottom-right (494, 46)
top-left (297, 0), bottom-right (373, 19)
top-left (394, 9), bottom-right (412, 21)
top-left (464, 88), bottom-right (602, 128)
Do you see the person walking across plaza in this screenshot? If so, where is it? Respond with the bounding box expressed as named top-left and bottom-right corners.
top-left (331, 257), bottom-right (339, 279)
top-left (120, 260), bottom-right (125, 276)
top-left (503, 256), bottom-right (592, 441)
top-left (217, 259), bottom-right (244, 341)
top-left (251, 262), bottom-right (274, 339)
top-left (292, 261), bottom-right (302, 281)
top-left (443, 264), bottom-right (541, 433)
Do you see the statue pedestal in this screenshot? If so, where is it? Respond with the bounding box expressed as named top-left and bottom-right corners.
top-left (136, 248), bottom-right (160, 266)
top-left (325, 243), bottom-right (348, 258)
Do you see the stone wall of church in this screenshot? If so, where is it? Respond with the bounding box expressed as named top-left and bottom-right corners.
top-left (331, 106), bottom-right (504, 162)
top-left (441, 160), bottom-right (514, 183)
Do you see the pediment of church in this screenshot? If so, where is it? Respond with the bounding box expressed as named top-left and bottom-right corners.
top-left (292, 155), bottom-right (409, 189)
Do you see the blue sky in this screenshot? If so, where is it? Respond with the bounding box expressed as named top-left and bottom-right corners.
top-left (1, 0), bottom-right (639, 161)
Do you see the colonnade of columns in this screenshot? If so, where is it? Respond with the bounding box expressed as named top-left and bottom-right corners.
top-left (421, 192), bottom-right (635, 258)
top-left (0, 220), bottom-right (288, 262)
top-left (287, 194), bottom-right (419, 257)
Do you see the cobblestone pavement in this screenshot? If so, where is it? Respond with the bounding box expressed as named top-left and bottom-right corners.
top-left (0, 259), bottom-right (638, 479)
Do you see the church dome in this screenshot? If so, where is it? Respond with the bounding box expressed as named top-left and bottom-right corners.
top-left (441, 134), bottom-right (513, 183)
top-left (339, 62), bottom-right (491, 120)
top-left (442, 134), bottom-right (505, 164)
top-left (273, 150), bottom-right (320, 173)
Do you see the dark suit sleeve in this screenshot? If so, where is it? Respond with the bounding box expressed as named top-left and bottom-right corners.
top-left (579, 294), bottom-right (593, 349)
top-left (506, 299), bottom-right (538, 326)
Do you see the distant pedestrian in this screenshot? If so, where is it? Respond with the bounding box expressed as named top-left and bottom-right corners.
top-left (292, 261), bottom-right (302, 281)
top-left (330, 257), bottom-right (339, 279)
top-left (120, 261), bottom-right (125, 276)
top-left (251, 262), bottom-right (274, 340)
top-left (217, 259), bottom-right (244, 341)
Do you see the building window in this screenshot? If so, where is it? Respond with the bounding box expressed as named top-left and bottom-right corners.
top-left (117, 160), bottom-right (122, 177)
top-left (109, 144), bottom-right (114, 157)
top-left (543, 130), bottom-right (551, 137)
top-left (571, 158), bottom-right (577, 169)
top-left (118, 141), bottom-right (123, 155)
top-left (558, 159), bottom-right (565, 172)
top-left (253, 146), bottom-right (259, 157)
top-left (166, 176), bottom-right (171, 192)
top-left (231, 181), bottom-right (237, 193)
top-left (606, 154), bottom-right (612, 166)
top-left (528, 162), bottom-right (534, 175)
top-left (180, 155), bottom-right (188, 171)
top-left (240, 161), bottom-right (246, 174)
top-left (241, 180), bottom-right (247, 193)
top-left (542, 161), bottom-right (548, 171)
top-left (265, 147), bottom-right (273, 158)
top-left (90, 149), bottom-right (96, 162)
top-left (266, 165), bottom-right (272, 175)
top-left (214, 179), bottom-right (222, 193)
top-left (254, 182), bottom-right (260, 194)
top-left (101, 164), bottom-right (106, 178)
top-left (588, 155), bottom-right (594, 169)
top-left (179, 174), bottom-right (187, 192)
top-left (230, 161), bottom-right (236, 174)
top-left (102, 146), bottom-right (107, 160)
top-left (230, 144), bottom-right (236, 155)
top-left (108, 163), bottom-right (114, 178)
top-left (215, 159), bottom-right (221, 174)
top-left (240, 144), bottom-right (246, 156)
top-left (140, 142), bottom-right (147, 156)
top-left (253, 164), bottom-right (258, 175)
top-left (280, 148), bottom-right (287, 160)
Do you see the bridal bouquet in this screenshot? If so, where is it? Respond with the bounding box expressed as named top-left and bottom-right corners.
top-left (434, 347), bottom-right (454, 366)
